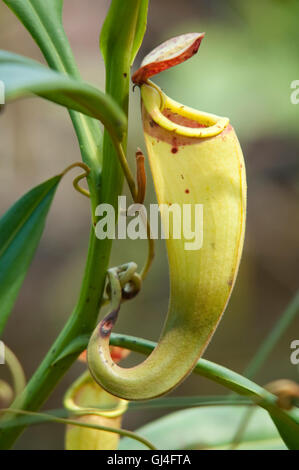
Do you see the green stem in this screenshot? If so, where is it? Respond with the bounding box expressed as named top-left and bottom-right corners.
top-left (0, 229), bottom-right (106, 448)
top-left (109, 334), bottom-right (299, 431)
top-left (0, 1), bottom-right (143, 449)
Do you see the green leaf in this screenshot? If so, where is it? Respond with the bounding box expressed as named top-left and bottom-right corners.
top-left (130, 0), bottom-right (149, 65)
top-left (270, 414), bottom-right (299, 451)
top-left (3, 0), bottom-right (103, 170)
top-left (0, 51), bottom-right (126, 141)
top-left (0, 175), bottom-right (61, 335)
top-left (128, 395), bottom-right (251, 411)
top-left (100, 0), bottom-right (148, 66)
top-left (119, 406), bottom-right (287, 450)
top-left (3, 0), bottom-right (77, 76)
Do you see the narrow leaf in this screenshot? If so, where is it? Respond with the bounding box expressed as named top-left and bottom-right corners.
top-left (128, 396), bottom-right (251, 410)
top-left (130, 0), bottom-right (149, 65)
top-left (3, 0), bottom-right (103, 168)
top-left (100, 0), bottom-right (148, 66)
top-left (0, 51), bottom-right (126, 141)
top-left (270, 414), bottom-right (299, 451)
top-left (3, 0), bottom-right (77, 76)
top-left (0, 175), bottom-right (61, 334)
top-left (119, 406), bottom-right (287, 450)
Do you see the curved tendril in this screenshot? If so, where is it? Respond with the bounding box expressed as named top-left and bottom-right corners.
top-left (61, 162), bottom-right (91, 198)
top-left (100, 263), bottom-right (142, 333)
top-left (2, 345), bottom-right (26, 399)
top-left (0, 381), bottom-right (14, 410)
top-left (101, 263), bottom-right (143, 335)
top-left (101, 263), bottom-right (143, 306)
top-left (73, 173), bottom-right (90, 198)
top-left (0, 408), bottom-right (156, 450)
top-left (0, 345), bottom-right (26, 412)
top-left (88, 264), bottom-right (144, 391)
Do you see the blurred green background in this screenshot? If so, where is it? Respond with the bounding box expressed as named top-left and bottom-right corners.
top-left (0, 0), bottom-right (298, 449)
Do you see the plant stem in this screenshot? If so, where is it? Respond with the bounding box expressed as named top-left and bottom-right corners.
top-left (109, 334), bottom-right (299, 432)
top-left (0, 229), bottom-right (106, 448)
top-left (1, 409), bottom-right (156, 450)
top-left (0, 1), bottom-right (143, 449)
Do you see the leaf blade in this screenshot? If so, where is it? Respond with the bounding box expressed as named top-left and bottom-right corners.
top-left (3, 0), bottom-right (104, 169)
top-left (130, 0), bottom-right (149, 65)
top-left (119, 406), bottom-right (287, 450)
top-left (0, 175), bottom-right (61, 335)
top-left (0, 50), bottom-right (126, 141)
top-left (100, 0), bottom-right (148, 66)
top-left (3, 0), bottom-right (76, 76)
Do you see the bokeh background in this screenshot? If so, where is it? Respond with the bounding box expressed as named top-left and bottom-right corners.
top-left (0, 0), bottom-right (298, 449)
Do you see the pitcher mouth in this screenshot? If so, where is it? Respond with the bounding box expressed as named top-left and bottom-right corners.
top-left (141, 83), bottom-right (229, 138)
top-left (162, 108), bottom-right (209, 129)
top-left (64, 371), bottom-right (128, 418)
